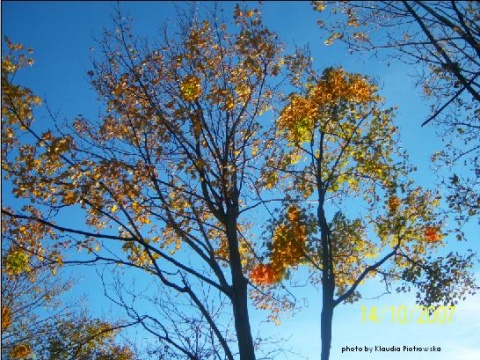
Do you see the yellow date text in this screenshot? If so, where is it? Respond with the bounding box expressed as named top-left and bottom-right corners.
top-left (360, 305), bottom-right (456, 325)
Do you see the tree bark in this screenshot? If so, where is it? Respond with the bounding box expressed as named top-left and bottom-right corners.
top-left (321, 281), bottom-right (335, 360)
top-left (226, 206), bottom-right (256, 360)
top-left (318, 196), bottom-right (335, 360)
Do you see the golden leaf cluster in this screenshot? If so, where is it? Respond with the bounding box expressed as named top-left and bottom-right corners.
top-left (278, 67), bottom-right (378, 144)
top-left (1, 306), bottom-right (12, 331)
top-left (8, 343), bottom-right (33, 360)
top-left (2, 207), bottom-right (61, 280)
top-left (251, 205), bottom-right (307, 285)
top-left (2, 39), bottom-right (42, 170)
top-left (180, 74), bottom-right (202, 102)
top-left (387, 195), bottom-right (401, 213)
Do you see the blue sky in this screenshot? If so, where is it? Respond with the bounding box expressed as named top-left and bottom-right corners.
top-left (2, 2), bottom-right (479, 359)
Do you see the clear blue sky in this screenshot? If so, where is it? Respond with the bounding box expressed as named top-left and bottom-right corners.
top-left (2, 2), bottom-right (479, 359)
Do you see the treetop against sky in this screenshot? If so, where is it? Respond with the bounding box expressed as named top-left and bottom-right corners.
top-left (2, 2), bottom-right (479, 360)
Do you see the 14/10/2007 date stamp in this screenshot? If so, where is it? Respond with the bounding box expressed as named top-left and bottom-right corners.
top-left (361, 305), bottom-right (456, 324)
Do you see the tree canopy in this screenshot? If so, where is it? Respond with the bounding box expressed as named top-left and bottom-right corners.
top-left (312, 0), bottom-right (480, 224)
top-left (2, 3), bottom-right (478, 360)
top-left (253, 63), bottom-right (477, 360)
top-left (2, 195), bottom-right (135, 360)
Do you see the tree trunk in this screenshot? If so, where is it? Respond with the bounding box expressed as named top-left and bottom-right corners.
top-left (226, 207), bottom-right (256, 360)
top-left (318, 198), bottom-right (335, 360)
top-left (321, 283), bottom-right (335, 360)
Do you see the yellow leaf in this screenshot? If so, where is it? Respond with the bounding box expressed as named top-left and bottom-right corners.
top-left (63, 192), bottom-right (76, 205)
top-left (139, 216), bottom-right (151, 225)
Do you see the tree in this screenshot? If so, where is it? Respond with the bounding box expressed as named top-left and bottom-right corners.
top-left (3, 4), bottom-right (477, 360)
top-left (251, 64), bottom-right (478, 360)
top-left (312, 1), bottom-right (480, 224)
top-left (2, 249), bottom-right (68, 360)
top-left (1, 216), bottom-right (136, 360)
top-left (38, 315), bottom-right (135, 360)
top-left (2, 4), bottom-right (290, 359)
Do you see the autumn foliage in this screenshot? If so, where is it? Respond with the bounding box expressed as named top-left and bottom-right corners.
top-left (251, 205), bottom-right (308, 285)
top-left (8, 344), bottom-right (33, 360)
top-left (2, 5), bottom-right (285, 359)
top-left (251, 264), bottom-right (278, 285)
top-left (279, 67), bottom-right (377, 144)
top-left (312, 1), bottom-right (480, 227)
top-left (1, 3), bottom-right (478, 360)
top-left (424, 226), bottom-right (442, 243)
